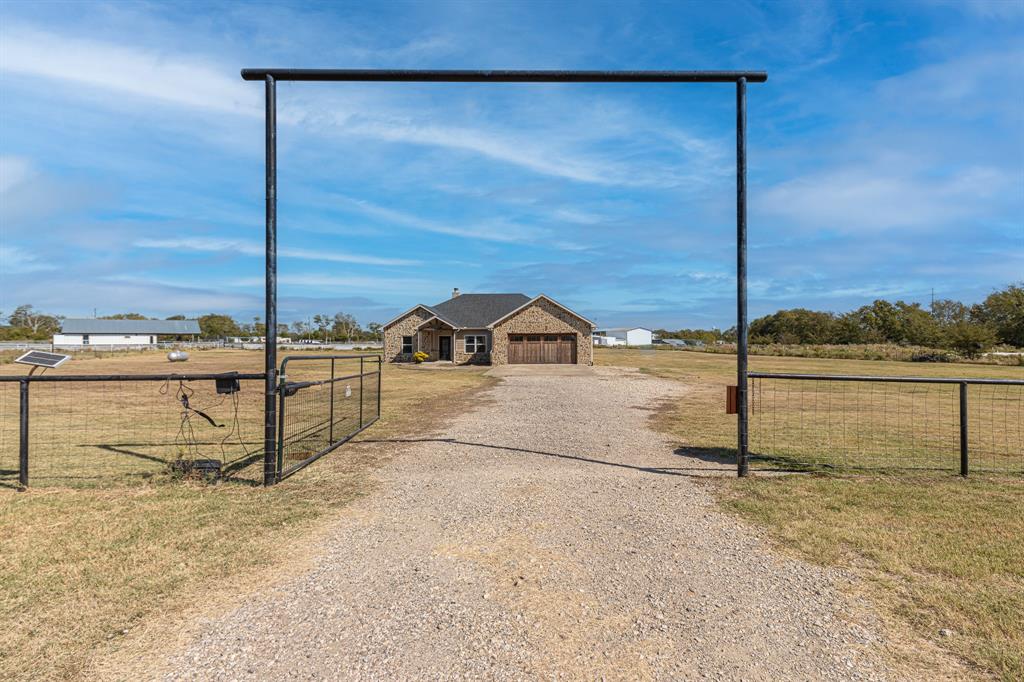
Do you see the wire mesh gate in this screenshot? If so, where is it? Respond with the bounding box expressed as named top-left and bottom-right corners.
top-left (0, 372), bottom-right (267, 488)
top-left (0, 354), bottom-right (381, 488)
top-left (748, 373), bottom-right (1024, 475)
top-left (275, 354), bottom-right (381, 481)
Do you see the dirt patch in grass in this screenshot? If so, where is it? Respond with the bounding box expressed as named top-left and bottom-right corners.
top-left (0, 351), bottom-right (494, 680)
top-left (597, 348), bottom-right (1023, 680)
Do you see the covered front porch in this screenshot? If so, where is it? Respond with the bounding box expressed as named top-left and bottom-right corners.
top-left (416, 316), bottom-right (457, 362)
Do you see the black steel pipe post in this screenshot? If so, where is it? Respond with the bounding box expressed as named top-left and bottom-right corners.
top-left (736, 77), bottom-right (749, 477)
top-left (959, 382), bottom-right (969, 477)
top-left (19, 379), bottom-right (29, 489)
top-left (263, 74), bottom-right (279, 486)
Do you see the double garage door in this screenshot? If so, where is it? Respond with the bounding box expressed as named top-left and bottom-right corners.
top-left (508, 334), bottom-right (577, 364)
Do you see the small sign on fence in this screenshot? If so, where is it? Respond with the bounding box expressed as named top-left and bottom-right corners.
top-left (726, 385), bottom-right (739, 414)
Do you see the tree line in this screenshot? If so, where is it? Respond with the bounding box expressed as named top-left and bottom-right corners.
top-left (656, 283), bottom-right (1023, 357)
top-left (0, 306), bottom-right (384, 343)
top-left (5, 284), bottom-right (1020, 354)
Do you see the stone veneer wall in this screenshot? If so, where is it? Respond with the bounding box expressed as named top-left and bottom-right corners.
top-left (382, 308), bottom-right (431, 362)
top-left (490, 299), bottom-right (594, 366)
top-left (453, 329), bottom-right (492, 365)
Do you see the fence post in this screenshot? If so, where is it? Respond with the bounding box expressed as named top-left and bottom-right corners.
top-left (276, 377), bottom-right (285, 482)
top-left (735, 76), bottom-right (750, 477)
top-left (262, 72), bottom-right (279, 487)
top-left (359, 356), bottom-right (364, 428)
top-left (377, 357), bottom-right (382, 420)
top-left (959, 382), bottom-right (969, 477)
top-left (329, 358), bottom-right (336, 443)
top-left (19, 379), bottom-right (29, 489)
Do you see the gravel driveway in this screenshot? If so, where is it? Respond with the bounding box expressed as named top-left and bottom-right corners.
top-left (154, 365), bottom-right (895, 680)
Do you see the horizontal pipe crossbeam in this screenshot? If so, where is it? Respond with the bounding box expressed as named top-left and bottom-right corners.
top-left (241, 68), bottom-right (767, 83)
top-left (748, 372), bottom-right (1023, 386)
top-left (0, 372), bottom-right (266, 383)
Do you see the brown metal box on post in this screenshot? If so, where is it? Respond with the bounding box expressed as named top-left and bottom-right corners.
top-left (726, 385), bottom-right (739, 414)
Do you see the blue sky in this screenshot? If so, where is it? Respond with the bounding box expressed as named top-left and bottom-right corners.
top-left (1, 0), bottom-right (1021, 330)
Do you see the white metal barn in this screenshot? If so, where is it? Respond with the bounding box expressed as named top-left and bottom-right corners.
top-left (592, 327), bottom-right (654, 347)
top-left (53, 319), bottom-right (201, 347)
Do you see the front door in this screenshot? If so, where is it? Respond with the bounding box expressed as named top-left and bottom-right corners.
top-left (439, 335), bottom-right (452, 361)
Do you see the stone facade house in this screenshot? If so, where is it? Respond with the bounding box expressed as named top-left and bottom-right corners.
top-left (382, 290), bottom-right (595, 365)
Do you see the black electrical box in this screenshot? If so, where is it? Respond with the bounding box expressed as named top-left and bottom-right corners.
top-left (215, 373), bottom-right (240, 394)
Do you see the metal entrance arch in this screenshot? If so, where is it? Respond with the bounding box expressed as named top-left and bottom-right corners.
top-left (241, 68), bottom-right (768, 484)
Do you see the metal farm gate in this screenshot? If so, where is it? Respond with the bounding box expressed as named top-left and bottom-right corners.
top-left (0, 354), bottom-right (380, 489)
top-left (276, 354), bottom-right (381, 481)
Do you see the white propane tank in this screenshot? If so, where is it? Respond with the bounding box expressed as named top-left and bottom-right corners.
top-left (167, 350), bottom-right (190, 362)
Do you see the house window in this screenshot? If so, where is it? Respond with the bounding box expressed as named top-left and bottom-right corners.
top-left (465, 335), bottom-right (487, 353)
top-left (82, 334), bottom-right (90, 345)
top-left (401, 335), bottom-right (413, 354)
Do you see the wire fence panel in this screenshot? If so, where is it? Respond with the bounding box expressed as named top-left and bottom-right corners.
top-left (0, 381), bottom-right (18, 487)
top-left (0, 374), bottom-right (266, 489)
top-left (277, 355), bottom-right (381, 480)
top-left (749, 374), bottom-right (1023, 475)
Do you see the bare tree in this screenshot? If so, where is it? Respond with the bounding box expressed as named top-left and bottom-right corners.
top-left (8, 304), bottom-right (61, 335)
top-left (332, 312), bottom-right (360, 342)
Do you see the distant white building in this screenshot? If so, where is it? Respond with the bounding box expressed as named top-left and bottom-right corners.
top-left (54, 319), bottom-right (201, 346)
top-left (592, 327), bottom-right (654, 347)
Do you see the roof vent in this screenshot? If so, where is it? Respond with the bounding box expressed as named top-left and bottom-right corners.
top-left (452, 287), bottom-right (460, 298)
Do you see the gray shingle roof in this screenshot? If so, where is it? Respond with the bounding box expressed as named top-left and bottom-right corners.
top-left (61, 319), bottom-right (201, 335)
top-left (427, 293), bottom-right (531, 328)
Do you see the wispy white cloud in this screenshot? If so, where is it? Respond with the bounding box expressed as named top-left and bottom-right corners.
top-left (551, 208), bottom-right (605, 225)
top-left (0, 155), bottom-right (104, 226)
top-left (134, 237), bottom-right (419, 266)
top-left (757, 161), bottom-right (1016, 233)
top-left (959, 0), bottom-right (1024, 20)
top-left (329, 194), bottom-right (551, 244)
top-left (0, 155), bottom-right (34, 193)
top-left (340, 119), bottom-right (631, 186)
top-left (0, 25), bottom-right (259, 115)
top-left (875, 48), bottom-right (1024, 123)
top-left (1, 23), bottom-right (726, 191)
top-left (231, 274), bottom-right (433, 292)
top-left (0, 245), bottom-right (58, 274)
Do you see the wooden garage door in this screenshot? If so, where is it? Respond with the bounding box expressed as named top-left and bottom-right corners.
top-left (508, 334), bottom-right (576, 364)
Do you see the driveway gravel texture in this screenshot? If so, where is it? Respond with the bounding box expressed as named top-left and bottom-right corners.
top-left (153, 366), bottom-right (903, 680)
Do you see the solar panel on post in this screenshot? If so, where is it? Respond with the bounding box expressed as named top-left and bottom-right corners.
top-left (15, 351), bottom-right (71, 369)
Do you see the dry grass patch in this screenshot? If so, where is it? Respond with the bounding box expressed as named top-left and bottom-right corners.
top-left (596, 348), bottom-right (1023, 680)
top-left (0, 351), bottom-right (492, 680)
top-left (718, 475), bottom-right (1024, 681)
